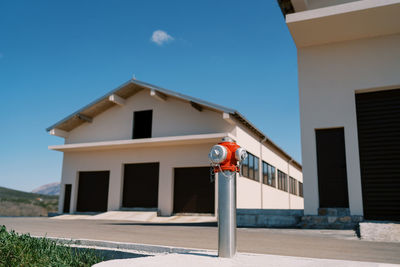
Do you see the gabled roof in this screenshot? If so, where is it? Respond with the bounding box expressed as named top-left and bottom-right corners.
top-left (47, 79), bottom-right (301, 170)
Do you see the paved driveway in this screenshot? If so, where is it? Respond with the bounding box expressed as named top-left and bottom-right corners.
top-left (0, 217), bottom-right (399, 264)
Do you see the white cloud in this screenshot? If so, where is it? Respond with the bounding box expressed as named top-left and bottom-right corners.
top-left (151, 30), bottom-right (174, 46)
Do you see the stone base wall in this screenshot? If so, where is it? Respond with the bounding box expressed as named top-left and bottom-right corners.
top-left (236, 208), bottom-right (365, 229)
top-left (237, 209), bottom-right (303, 228)
top-left (299, 208), bottom-right (363, 229)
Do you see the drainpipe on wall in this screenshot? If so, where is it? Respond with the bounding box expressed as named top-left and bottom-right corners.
top-left (260, 137), bottom-right (267, 209)
top-left (287, 159), bottom-right (293, 210)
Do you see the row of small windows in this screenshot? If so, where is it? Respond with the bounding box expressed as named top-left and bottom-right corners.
top-left (241, 152), bottom-right (303, 197)
top-left (130, 111), bottom-right (304, 197)
top-left (241, 152), bottom-right (259, 181)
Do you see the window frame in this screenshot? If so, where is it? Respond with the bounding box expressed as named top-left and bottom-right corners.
top-left (289, 176), bottom-right (297, 195)
top-left (241, 152), bottom-right (259, 181)
top-left (262, 161), bottom-right (276, 187)
top-left (298, 181), bottom-right (304, 197)
top-left (132, 110), bottom-right (153, 139)
top-left (277, 170), bottom-right (288, 192)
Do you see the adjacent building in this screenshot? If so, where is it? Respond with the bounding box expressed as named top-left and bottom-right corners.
top-left (278, 0), bottom-right (400, 221)
top-left (48, 79), bottom-right (303, 216)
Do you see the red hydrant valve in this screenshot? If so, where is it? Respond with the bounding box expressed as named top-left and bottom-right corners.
top-left (208, 137), bottom-right (247, 173)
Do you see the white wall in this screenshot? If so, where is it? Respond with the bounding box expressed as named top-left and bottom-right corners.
top-left (298, 34), bottom-right (400, 215)
top-left (66, 89), bottom-right (234, 144)
top-left (237, 178), bottom-right (262, 208)
top-left (57, 86), bottom-right (303, 214)
top-left (60, 143), bottom-right (215, 215)
top-left (59, 122), bottom-right (304, 214)
top-left (235, 124), bottom-right (304, 209)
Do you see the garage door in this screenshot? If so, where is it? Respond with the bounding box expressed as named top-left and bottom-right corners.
top-left (356, 89), bottom-right (400, 221)
top-left (316, 128), bottom-right (349, 208)
top-left (122, 163), bottom-right (159, 208)
top-left (77, 171), bottom-right (110, 212)
top-left (173, 167), bottom-right (215, 214)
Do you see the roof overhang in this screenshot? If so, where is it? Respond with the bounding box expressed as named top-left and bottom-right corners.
top-left (286, 0), bottom-right (400, 47)
top-left (46, 79), bottom-right (236, 133)
top-left (49, 133), bottom-right (233, 152)
top-left (277, 0), bottom-right (295, 16)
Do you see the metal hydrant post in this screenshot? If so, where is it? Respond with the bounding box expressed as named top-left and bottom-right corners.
top-left (208, 137), bottom-right (247, 258)
top-left (218, 170), bottom-right (237, 258)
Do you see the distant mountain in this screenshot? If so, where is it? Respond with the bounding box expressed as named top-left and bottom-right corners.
top-left (32, 182), bottom-right (60, 196)
top-left (0, 186), bottom-right (58, 216)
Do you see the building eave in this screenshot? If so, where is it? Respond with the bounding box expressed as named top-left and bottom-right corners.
top-left (286, 0), bottom-right (400, 47)
top-left (48, 133), bottom-right (234, 152)
top-left (46, 79), bottom-right (236, 133)
top-left (277, 0), bottom-right (295, 17)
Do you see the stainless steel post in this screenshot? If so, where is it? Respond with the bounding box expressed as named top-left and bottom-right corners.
top-left (218, 170), bottom-right (236, 258)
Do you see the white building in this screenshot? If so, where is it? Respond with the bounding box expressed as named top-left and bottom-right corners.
top-left (278, 0), bottom-right (400, 221)
top-left (48, 79), bottom-right (303, 216)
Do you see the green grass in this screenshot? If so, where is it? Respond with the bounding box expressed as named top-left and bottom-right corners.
top-left (0, 187), bottom-right (58, 216)
top-left (0, 226), bottom-right (104, 266)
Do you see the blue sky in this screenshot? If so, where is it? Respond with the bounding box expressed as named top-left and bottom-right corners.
top-left (0, 0), bottom-right (299, 192)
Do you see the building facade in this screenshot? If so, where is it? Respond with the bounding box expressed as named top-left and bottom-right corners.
top-left (48, 79), bottom-right (303, 216)
top-left (279, 0), bottom-right (400, 221)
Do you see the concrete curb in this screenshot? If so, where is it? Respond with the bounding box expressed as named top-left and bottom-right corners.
top-left (33, 235), bottom-right (211, 255)
top-left (33, 236), bottom-right (399, 266)
top-left (359, 222), bottom-right (400, 243)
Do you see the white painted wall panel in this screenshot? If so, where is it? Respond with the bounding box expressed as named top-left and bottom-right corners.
top-left (237, 177), bottom-right (262, 209)
top-left (262, 185), bottom-right (290, 209)
top-left (57, 88), bottom-right (303, 215)
top-left (60, 143), bottom-right (215, 215)
top-left (66, 89), bottom-right (234, 144)
top-left (298, 34), bottom-right (400, 215)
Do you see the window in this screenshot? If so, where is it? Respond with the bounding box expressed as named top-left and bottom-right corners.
top-left (298, 181), bottom-right (303, 197)
top-left (248, 154), bottom-right (254, 179)
top-left (132, 110), bottom-right (152, 139)
top-left (289, 177), bottom-right (297, 195)
top-left (277, 170), bottom-right (288, 191)
top-left (262, 161), bottom-right (276, 187)
top-left (242, 154), bottom-right (249, 177)
top-left (254, 157), bottom-right (259, 182)
top-left (241, 152), bottom-right (259, 181)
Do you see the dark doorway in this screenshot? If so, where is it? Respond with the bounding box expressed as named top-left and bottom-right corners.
top-left (122, 163), bottom-right (159, 208)
top-left (132, 110), bottom-right (152, 139)
top-left (63, 184), bottom-right (72, 213)
top-left (356, 89), bottom-right (400, 221)
top-left (76, 171), bottom-right (110, 212)
top-left (174, 167), bottom-right (215, 214)
top-left (316, 128), bottom-right (349, 208)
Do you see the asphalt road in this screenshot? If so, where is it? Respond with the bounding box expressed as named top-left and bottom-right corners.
top-left (1, 217), bottom-right (399, 264)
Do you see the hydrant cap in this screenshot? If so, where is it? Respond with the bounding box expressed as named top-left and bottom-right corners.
top-left (221, 137), bottom-right (235, 143)
top-left (235, 147), bottom-right (248, 162)
top-left (209, 144), bottom-right (228, 164)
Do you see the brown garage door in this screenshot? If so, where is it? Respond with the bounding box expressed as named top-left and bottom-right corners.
top-left (316, 128), bottom-right (349, 208)
top-left (356, 89), bottom-right (400, 221)
top-left (173, 167), bottom-right (215, 214)
top-left (63, 184), bottom-right (72, 213)
top-left (122, 163), bottom-right (159, 208)
top-left (77, 171), bottom-right (109, 212)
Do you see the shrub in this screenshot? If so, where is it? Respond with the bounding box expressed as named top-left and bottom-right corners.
top-left (0, 226), bottom-right (103, 266)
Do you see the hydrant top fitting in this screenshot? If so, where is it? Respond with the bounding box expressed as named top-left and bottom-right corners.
top-left (208, 138), bottom-right (247, 173)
